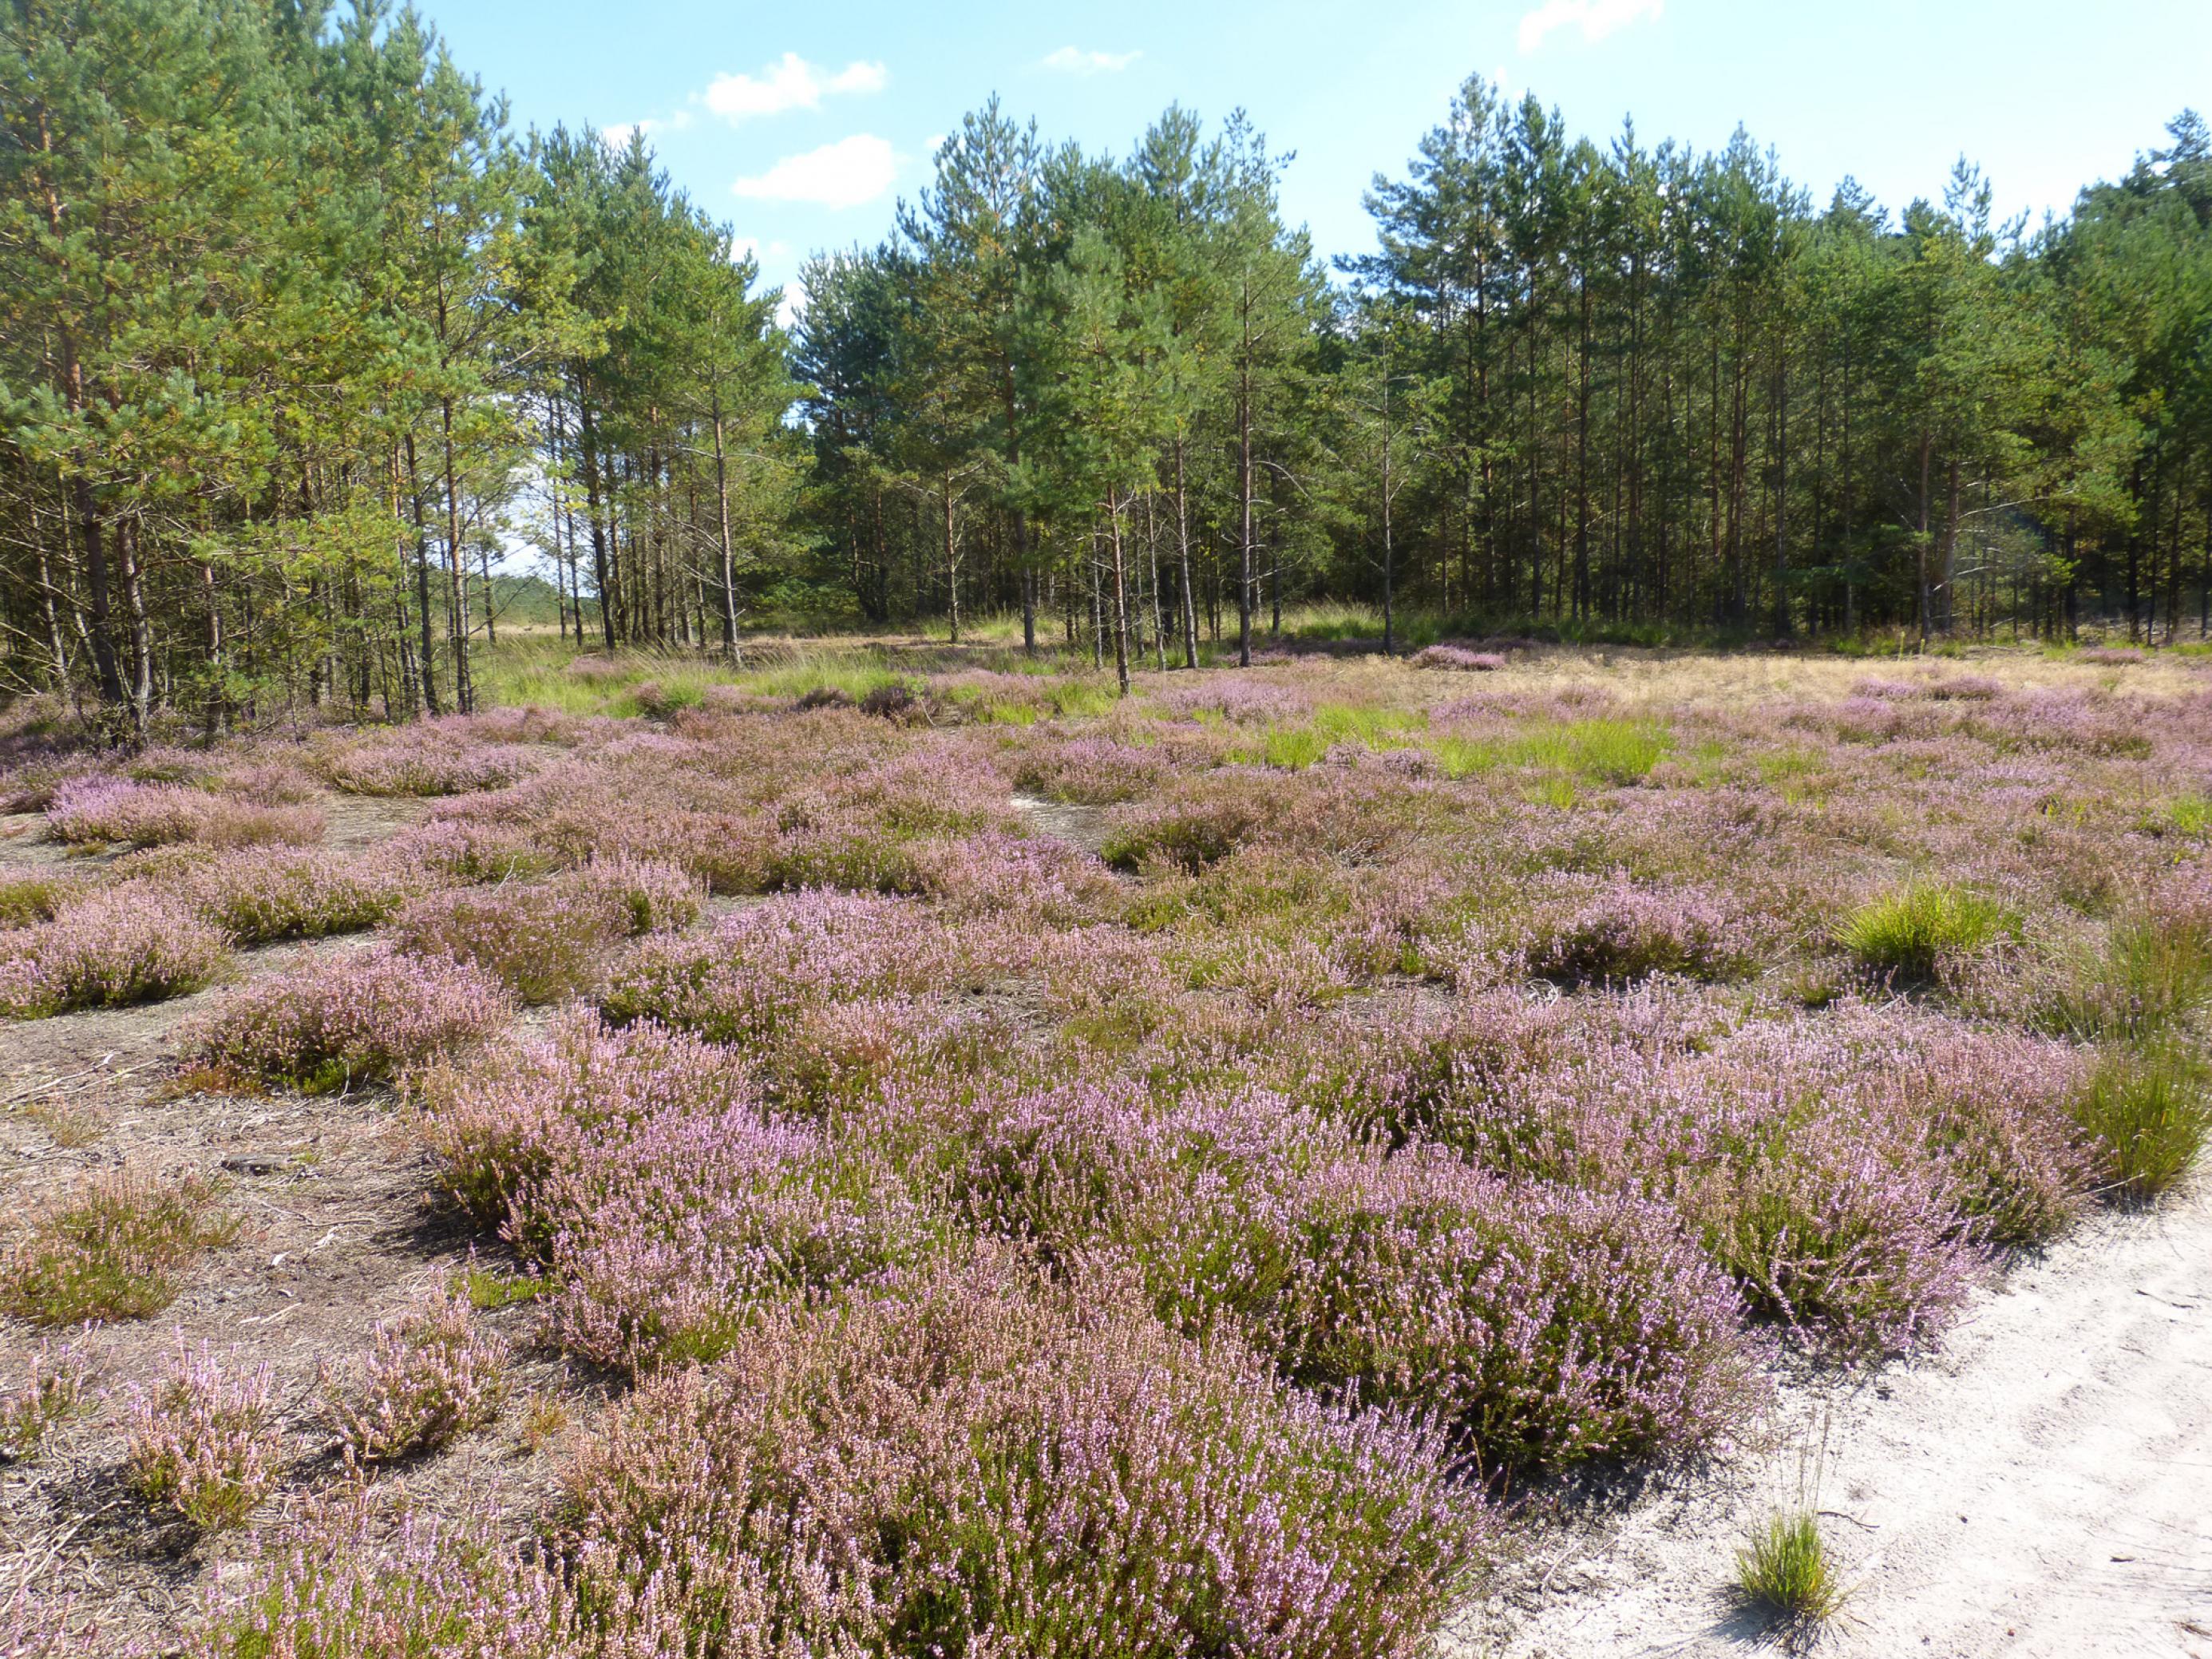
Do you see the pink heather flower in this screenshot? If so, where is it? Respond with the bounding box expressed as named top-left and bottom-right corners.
top-left (0, 890), bottom-right (231, 1020)
top-left (191, 944), bottom-right (508, 1091)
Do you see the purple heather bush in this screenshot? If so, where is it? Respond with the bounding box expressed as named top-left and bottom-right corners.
top-left (0, 1338), bottom-right (92, 1459)
top-left (560, 1251), bottom-right (1487, 1655)
top-left (950, 1079), bottom-right (1755, 1472)
top-left (548, 854), bottom-right (702, 934)
top-left (312, 725), bottom-right (535, 797)
top-left (319, 1292), bottom-right (505, 1464)
top-left (599, 888), bottom-right (993, 1047)
top-left (1006, 733), bottom-right (1171, 802)
top-left (1411, 644), bottom-right (1507, 672)
top-left (538, 1102), bottom-right (937, 1372)
top-left (3, 1170), bottom-right (235, 1325)
top-left (191, 944), bottom-right (508, 1091)
top-left (1520, 873), bottom-right (1759, 985)
top-left (416, 1009), bottom-right (761, 1239)
top-left (385, 816), bottom-right (560, 884)
top-left (46, 777), bottom-right (323, 849)
top-left (125, 1340), bottom-right (281, 1530)
top-left (0, 891), bottom-right (231, 1019)
top-left (162, 847), bottom-right (414, 944)
top-left (391, 884), bottom-right (622, 1005)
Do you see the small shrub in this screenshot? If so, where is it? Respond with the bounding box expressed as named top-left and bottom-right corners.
top-left (2072, 1043), bottom-right (2210, 1200)
top-left (313, 731), bottom-right (531, 797)
top-left (1523, 877), bottom-right (1754, 985)
top-left (1411, 644), bottom-right (1505, 672)
top-left (125, 1341), bottom-right (280, 1530)
top-left (47, 777), bottom-right (323, 848)
top-left (0, 892), bottom-right (231, 1019)
top-left (858, 682), bottom-right (916, 719)
top-left (1734, 1508), bottom-right (1843, 1629)
top-left (516, 1392), bottom-right (568, 1453)
top-left (552, 855), bottom-right (702, 935)
top-left (599, 889), bottom-right (974, 1049)
top-left (191, 944), bottom-right (508, 1091)
top-left (392, 885), bottom-right (619, 1004)
top-left (320, 1293), bottom-right (505, 1464)
top-left (4, 1170), bottom-right (235, 1324)
top-left (168, 848), bottom-right (410, 944)
top-left (0, 1340), bottom-right (91, 1459)
top-left (0, 871), bottom-right (82, 930)
top-left (1836, 880), bottom-right (2005, 982)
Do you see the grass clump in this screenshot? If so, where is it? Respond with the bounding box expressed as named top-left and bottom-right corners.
top-left (2072, 1043), bottom-right (2210, 1201)
top-left (5, 1170), bottom-right (235, 1324)
top-left (1835, 880), bottom-right (2006, 982)
top-left (1733, 1507), bottom-right (1844, 1632)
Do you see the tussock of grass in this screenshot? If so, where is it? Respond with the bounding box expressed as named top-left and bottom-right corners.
top-left (1431, 716), bottom-right (1668, 786)
top-left (2072, 1043), bottom-right (2210, 1200)
top-left (1734, 1508), bottom-right (1844, 1629)
top-left (1836, 881), bottom-right (2005, 982)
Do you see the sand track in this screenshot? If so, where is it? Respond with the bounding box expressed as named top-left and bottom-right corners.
top-left (1458, 1183), bottom-right (2212, 1657)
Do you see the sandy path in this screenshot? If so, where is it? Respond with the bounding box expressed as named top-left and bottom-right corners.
top-left (1458, 1182), bottom-right (2212, 1658)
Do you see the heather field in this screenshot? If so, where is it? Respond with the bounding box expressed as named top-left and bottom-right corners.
top-left (2, 638), bottom-right (2210, 1657)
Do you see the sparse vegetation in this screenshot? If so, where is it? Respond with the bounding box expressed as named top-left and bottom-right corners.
top-left (4, 1170), bottom-right (235, 1324)
top-left (1734, 1507), bottom-right (1845, 1631)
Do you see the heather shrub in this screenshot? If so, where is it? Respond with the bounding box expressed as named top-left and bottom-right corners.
top-left (319, 1293), bottom-right (505, 1464)
top-left (0, 891), bottom-right (231, 1019)
top-left (1102, 794), bottom-right (1267, 873)
top-left (0, 1340), bottom-right (90, 1459)
top-left (1836, 879), bottom-right (2006, 982)
top-left (2071, 1043), bottom-right (2210, 1200)
top-left (415, 1010), bottom-right (760, 1239)
top-left (1521, 876), bottom-right (1755, 985)
top-left (1006, 734), bottom-right (1168, 803)
top-left (1412, 644), bottom-right (1506, 672)
top-left (562, 1253), bottom-right (1486, 1656)
top-left (47, 777), bottom-right (323, 849)
top-left (540, 1104), bottom-right (936, 1373)
top-left (392, 885), bottom-right (619, 1004)
top-left (599, 889), bottom-right (981, 1048)
top-left (314, 730), bottom-right (532, 797)
top-left (386, 817), bottom-right (560, 883)
top-left (192, 944), bottom-right (508, 1091)
top-left (125, 1342), bottom-right (280, 1530)
top-left (166, 848), bottom-right (411, 944)
top-left (1268, 1155), bottom-right (1755, 1472)
top-left (955, 1082), bottom-right (1754, 1473)
top-left (4, 1170), bottom-right (235, 1324)
top-left (550, 855), bottom-right (701, 934)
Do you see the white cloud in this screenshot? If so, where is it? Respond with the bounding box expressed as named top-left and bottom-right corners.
top-left (727, 236), bottom-right (790, 264)
top-left (733, 134), bottom-right (898, 209)
top-left (1041, 46), bottom-right (1140, 75)
top-left (703, 53), bottom-right (888, 121)
top-left (775, 288), bottom-right (806, 331)
top-left (599, 110), bottom-right (691, 151)
top-left (1517, 0), bottom-right (1661, 53)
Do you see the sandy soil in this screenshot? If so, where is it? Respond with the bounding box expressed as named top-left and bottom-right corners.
top-left (1453, 1182), bottom-right (2212, 1659)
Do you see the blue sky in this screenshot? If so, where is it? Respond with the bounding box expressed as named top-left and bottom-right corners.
top-left (419, 0), bottom-right (2211, 319)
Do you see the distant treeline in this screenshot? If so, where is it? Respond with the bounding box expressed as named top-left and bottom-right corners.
top-left (5, 1), bottom-right (2210, 734)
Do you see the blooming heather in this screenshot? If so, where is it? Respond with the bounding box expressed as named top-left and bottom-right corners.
top-left (320, 1293), bottom-right (505, 1464)
top-left (0, 890), bottom-right (231, 1019)
top-left (192, 944), bottom-right (507, 1091)
top-left (125, 1340), bottom-right (281, 1530)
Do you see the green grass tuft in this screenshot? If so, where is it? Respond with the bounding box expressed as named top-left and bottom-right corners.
top-left (2072, 1043), bottom-right (2210, 1201)
top-left (1835, 881), bottom-right (2006, 982)
top-left (1734, 1507), bottom-right (1844, 1629)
